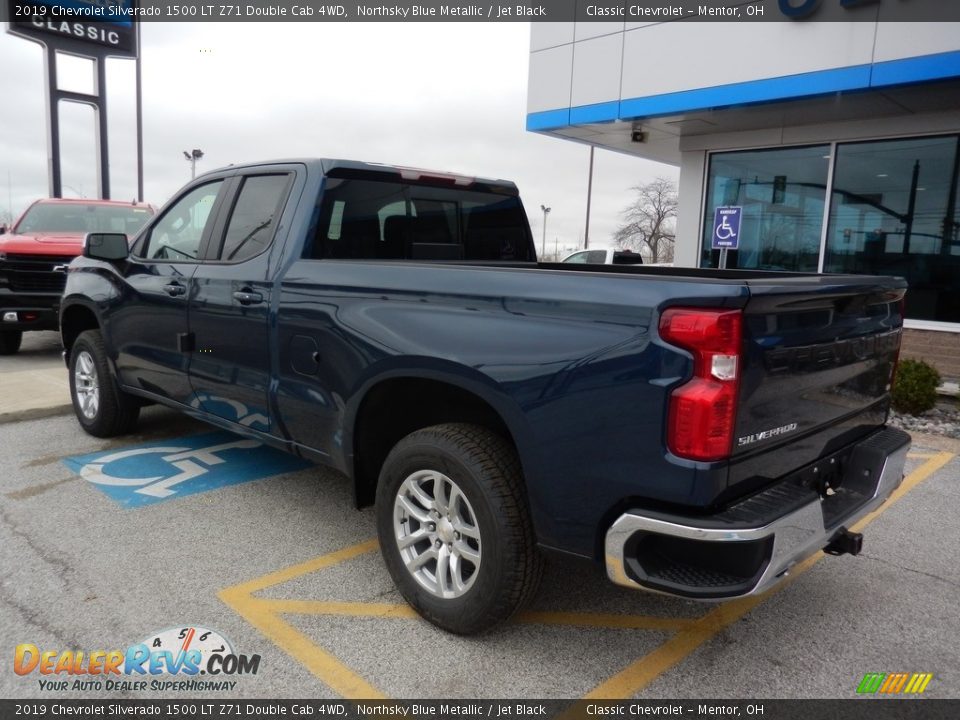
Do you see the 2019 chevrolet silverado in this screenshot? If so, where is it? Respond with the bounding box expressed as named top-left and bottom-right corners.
top-left (0, 198), bottom-right (154, 354)
top-left (59, 159), bottom-right (910, 634)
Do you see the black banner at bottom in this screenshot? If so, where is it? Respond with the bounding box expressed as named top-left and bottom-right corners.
top-left (2, 699), bottom-right (956, 720)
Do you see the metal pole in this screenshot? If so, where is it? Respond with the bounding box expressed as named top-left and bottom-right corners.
top-left (135, 23), bottom-right (144, 202)
top-left (584, 146), bottom-right (594, 249)
top-left (541, 215), bottom-right (547, 258)
top-left (940, 144), bottom-right (960, 256)
top-left (45, 46), bottom-right (62, 198)
top-left (540, 205), bottom-right (550, 260)
top-left (902, 159), bottom-right (920, 255)
top-left (96, 54), bottom-right (110, 199)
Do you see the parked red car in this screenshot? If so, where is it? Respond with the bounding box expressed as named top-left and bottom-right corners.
top-left (0, 198), bottom-right (155, 354)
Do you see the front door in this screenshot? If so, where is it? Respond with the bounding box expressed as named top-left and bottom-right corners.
top-left (113, 179), bottom-right (228, 406)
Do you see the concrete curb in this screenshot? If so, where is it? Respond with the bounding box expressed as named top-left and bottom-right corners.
top-left (0, 404), bottom-right (74, 426)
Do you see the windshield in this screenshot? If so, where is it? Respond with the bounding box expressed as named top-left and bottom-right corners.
top-left (15, 203), bottom-right (154, 236)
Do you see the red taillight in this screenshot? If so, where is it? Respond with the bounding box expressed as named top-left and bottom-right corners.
top-left (659, 307), bottom-right (743, 461)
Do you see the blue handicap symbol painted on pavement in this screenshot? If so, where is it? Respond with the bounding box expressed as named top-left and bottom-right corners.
top-left (63, 431), bottom-right (312, 508)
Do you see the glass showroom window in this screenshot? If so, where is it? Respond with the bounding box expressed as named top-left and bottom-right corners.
top-left (823, 136), bottom-right (960, 323)
top-left (701, 145), bottom-right (830, 271)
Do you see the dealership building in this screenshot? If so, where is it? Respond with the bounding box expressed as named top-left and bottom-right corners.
top-left (526, 8), bottom-right (960, 379)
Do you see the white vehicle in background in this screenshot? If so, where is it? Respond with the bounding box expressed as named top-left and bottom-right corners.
top-left (561, 248), bottom-right (675, 266)
top-left (561, 248), bottom-right (645, 265)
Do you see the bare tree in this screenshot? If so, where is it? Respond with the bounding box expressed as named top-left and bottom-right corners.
top-left (612, 177), bottom-right (678, 263)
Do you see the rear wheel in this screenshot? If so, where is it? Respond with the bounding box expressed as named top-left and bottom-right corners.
top-left (376, 423), bottom-right (543, 634)
top-left (69, 329), bottom-right (140, 437)
top-left (0, 330), bottom-right (22, 355)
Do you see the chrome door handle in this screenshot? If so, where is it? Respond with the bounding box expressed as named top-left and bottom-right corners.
top-left (233, 290), bottom-right (264, 305)
top-left (163, 283), bottom-right (186, 297)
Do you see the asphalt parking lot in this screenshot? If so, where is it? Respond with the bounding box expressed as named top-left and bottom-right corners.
top-left (1, 335), bottom-right (958, 701)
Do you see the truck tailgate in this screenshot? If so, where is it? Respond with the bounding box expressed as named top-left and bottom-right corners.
top-left (735, 276), bottom-right (905, 462)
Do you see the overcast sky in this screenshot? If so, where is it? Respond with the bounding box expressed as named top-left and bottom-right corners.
top-left (0, 22), bottom-right (676, 255)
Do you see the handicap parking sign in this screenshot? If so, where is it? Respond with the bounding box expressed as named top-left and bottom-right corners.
top-left (64, 431), bottom-right (312, 508)
top-left (712, 206), bottom-right (742, 250)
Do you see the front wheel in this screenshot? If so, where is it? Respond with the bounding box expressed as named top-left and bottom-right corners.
top-left (376, 423), bottom-right (543, 635)
top-left (69, 329), bottom-right (140, 437)
top-left (0, 330), bottom-right (22, 355)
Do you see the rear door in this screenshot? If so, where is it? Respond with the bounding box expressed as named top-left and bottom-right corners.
top-left (187, 166), bottom-right (299, 432)
top-left (113, 179), bottom-right (229, 405)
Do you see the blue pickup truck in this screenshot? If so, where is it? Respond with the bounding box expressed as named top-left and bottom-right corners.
top-left (60, 159), bottom-right (910, 634)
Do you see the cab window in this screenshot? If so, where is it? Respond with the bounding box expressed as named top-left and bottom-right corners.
top-left (612, 251), bottom-right (643, 265)
top-left (142, 181), bottom-right (224, 261)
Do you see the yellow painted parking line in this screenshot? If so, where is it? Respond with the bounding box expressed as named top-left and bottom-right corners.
top-left (221, 541), bottom-right (697, 698)
top-left (218, 590), bottom-right (386, 699)
top-left (226, 538), bottom-right (380, 596)
top-left (907, 452), bottom-right (938, 459)
top-left (266, 599), bottom-right (419, 619)
top-left (219, 538), bottom-right (386, 698)
top-left (582, 450), bottom-right (955, 700)
top-left (221, 451), bottom-right (953, 700)
top-left (231, 596), bottom-right (692, 630)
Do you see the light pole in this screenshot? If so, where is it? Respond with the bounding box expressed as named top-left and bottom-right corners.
top-left (136, 23), bottom-right (144, 202)
top-left (540, 205), bottom-right (551, 260)
top-left (183, 149), bottom-right (204, 179)
top-left (584, 146), bottom-right (594, 249)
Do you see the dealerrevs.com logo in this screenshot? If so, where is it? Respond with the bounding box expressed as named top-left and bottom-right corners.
top-left (14, 626), bottom-right (260, 692)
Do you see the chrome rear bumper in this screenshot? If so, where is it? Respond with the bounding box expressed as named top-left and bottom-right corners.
top-left (604, 427), bottom-right (911, 599)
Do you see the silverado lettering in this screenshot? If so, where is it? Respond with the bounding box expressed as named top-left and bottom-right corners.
top-left (764, 330), bottom-right (901, 374)
top-left (738, 423), bottom-right (799, 447)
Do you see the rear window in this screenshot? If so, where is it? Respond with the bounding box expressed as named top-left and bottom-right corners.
top-left (613, 251), bottom-right (644, 265)
top-left (15, 202), bottom-right (154, 236)
top-left (308, 178), bottom-right (532, 262)
top-left (564, 250), bottom-right (607, 264)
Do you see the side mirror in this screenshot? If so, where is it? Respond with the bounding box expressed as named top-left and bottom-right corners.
top-left (83, 232), bottom-right (129, 261)
top-left (0, 224), bottom-right (7, 235)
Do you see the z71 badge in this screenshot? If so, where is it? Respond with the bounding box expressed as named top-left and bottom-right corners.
top-left (738, 423), bottom-right (799, 447)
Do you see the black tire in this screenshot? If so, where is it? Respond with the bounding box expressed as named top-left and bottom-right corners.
top-left (0, 330), bottom-right (22, 355)
top-left (69, 329), bottom-right (140, 437)
top-left (376, 423), bottom-right (543, 634)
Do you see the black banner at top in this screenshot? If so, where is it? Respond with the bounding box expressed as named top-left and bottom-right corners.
top-left (3, 0), bottom-right (960, 22)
